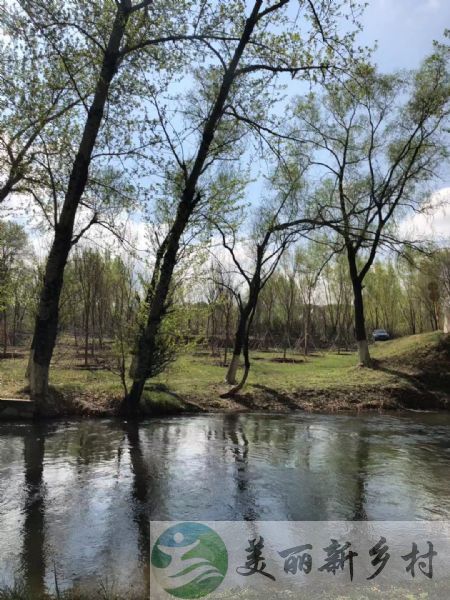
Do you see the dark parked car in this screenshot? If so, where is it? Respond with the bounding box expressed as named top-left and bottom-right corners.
top-left (372, 328), bottom-right (390, 341)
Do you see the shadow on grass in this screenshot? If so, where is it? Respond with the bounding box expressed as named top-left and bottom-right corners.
top-left (142, 383), bottom-right (206, 415)
top-left (233, 384), bottom-right (301, 411)
top-left (375, 361), bottom-right (450, 409)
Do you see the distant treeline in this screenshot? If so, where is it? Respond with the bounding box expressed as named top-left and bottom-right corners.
top-left (1, 221), bottom-right (447, 369)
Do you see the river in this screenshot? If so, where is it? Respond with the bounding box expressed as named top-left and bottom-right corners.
top-left (1, 412), bottom-right (450, 596)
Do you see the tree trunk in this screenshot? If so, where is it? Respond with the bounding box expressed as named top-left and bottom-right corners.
top-left (0, 179), bottom-right (14, 204)
top-left (28, 6), bottom-right (130, 406)
top-left (224, 342), bottom-right (251, 396)
top-left (121, 200), bottom-right (191, 415)
top-left (352, 277), bottom-right (371, 366)
top-left (2, 311), bottom-right (7, 356)
top-left (222, 306), bottom-right (256, 397)
top-left (226, 310), bottom-right (248, 384)
top-left (225, 279), bottom-right (261, 387)
top-left (226, 354), bottom-right (241, 385)
top-left (120, 1), bottom-right (264, 415)
top-left (123, 378), bottom-right (146, 416)
top-left (444, 302), bottom-right (450, 334)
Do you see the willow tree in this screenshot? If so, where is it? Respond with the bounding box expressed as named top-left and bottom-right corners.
top-left (123, 0), bottom-right (363, 413)
top-left (292, 55), bottom-right (450, 366)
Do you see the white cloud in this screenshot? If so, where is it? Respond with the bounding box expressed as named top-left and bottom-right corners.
top-left (0, 191), bottom-right (153, 265)
top-left (399, 187), bottom-right (450, 244)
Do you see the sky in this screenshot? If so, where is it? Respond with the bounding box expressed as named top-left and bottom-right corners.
top-left (361, 0), bottom-right (449, 71)
top-left (357, 0), bottom-right (450, 239)
top-left (98, 0), bottom-right (450, 258)
top-left (4, 0), bottom-right (450, 252)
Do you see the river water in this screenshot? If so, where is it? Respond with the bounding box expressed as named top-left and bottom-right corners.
top-left (1, 412), bottom-right (450, 596)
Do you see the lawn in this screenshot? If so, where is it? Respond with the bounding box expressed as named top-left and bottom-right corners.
top-left (0, 331), bottom-right (447, 415)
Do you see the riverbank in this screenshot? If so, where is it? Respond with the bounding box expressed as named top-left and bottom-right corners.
top-left (0, 332), bottom-right (448, 418)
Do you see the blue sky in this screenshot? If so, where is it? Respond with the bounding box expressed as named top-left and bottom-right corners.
top-left (359, 0), bottom-right (449, 70)
top-left (360, 0), bottom-right (450, 223)
top-left (359, 0), bottom-right (450, 228)
top-left (11, 0), bottom-right (450, 251)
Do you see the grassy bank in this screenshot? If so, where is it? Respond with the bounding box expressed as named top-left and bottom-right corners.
top-left (0, 332), bottom-right (449, 417)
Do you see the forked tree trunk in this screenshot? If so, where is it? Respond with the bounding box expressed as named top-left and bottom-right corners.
top-left (222, 307), bottom-right (256, 397)
top-left (226, 311), bottom-right (248, 384)
top-left (28, 6), bottom-right (130, 408)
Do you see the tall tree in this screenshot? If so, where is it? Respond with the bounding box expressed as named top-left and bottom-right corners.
top-left (19, 0), bottom-right (198, 405)
top-left (124, 0), bottom-right (362, 413)
top-left (292, 56), bottom-right (450, 365)
top-left (214, 163), bottom-right (317, 392)
top-left (0, 221), bottom-right (29, 355)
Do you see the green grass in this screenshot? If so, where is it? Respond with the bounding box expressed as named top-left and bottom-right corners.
top-left (0, 331), bottom-right (446, 414)
top-left (153, 331), bottom-right (443, 398)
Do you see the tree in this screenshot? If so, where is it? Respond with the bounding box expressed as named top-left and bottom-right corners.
top-left (72, 248), bottom-right (107, 366)
top-left (438, 249), bottom-right (450, 333)
top-left (396, 253), bottom-right (423, 335)
top-left (105, 255), bottom-right (140, 395)
top-left (20, 0), bottom-right (197, 405)
top-left (124, 0), bottom-right (362, 413)
top-left (295, 241), bottom-right (332, 356)
top-left (0, 221), bottom-right (29, 355)
top-left (322, 255), bottom-right (355, 351)
top-left (292, 56), bottom-right (450, 365)
top-left (213, 161), bottom-right (317, 392)
top-left (205, 261), bottom-right (236, 363)
top-left (276, 250), bottom-right (299, 359)
top-left (0, 24), bottom-right (80, 204)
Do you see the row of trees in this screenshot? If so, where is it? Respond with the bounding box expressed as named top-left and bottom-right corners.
top-left (1, 224), bottom-right (449, 384)
top-left (0, 1), bottom-right (449, 413)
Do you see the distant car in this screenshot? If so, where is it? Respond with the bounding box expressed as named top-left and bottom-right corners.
top-left (372, 329), bottom-right (390, 341)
